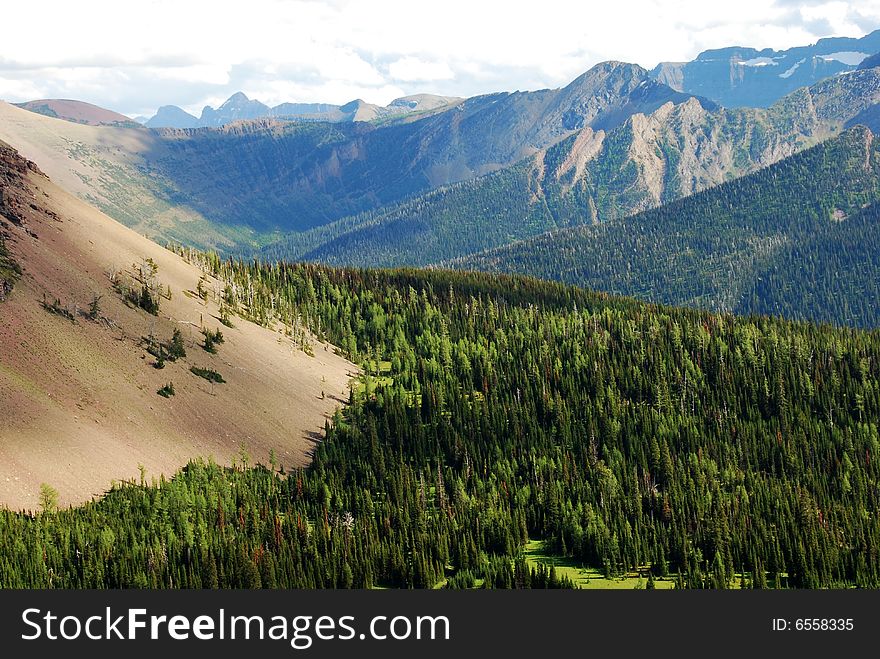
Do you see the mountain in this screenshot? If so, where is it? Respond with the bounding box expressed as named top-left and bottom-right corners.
top-left (0, 141), bottom-right (354, 510)
top-left (144, 62), bottom-right (714, 235)
top-left (14, 99), bottom-right (139, 127)
top-left (144, 92), bottom-right (464, 128)
top-left (650, 29), bottom-right (880, 107)
top-left (0, 62), bottom-right (712, 247)
top-left (199, 91), bottom-right (270, 126)
top-left (264, 65), bottom-right (880, 268)
top-left (449, 126), bottom-right (880, 328)
top-left (4, 59), bottom-right (880, 263)
top-left (145, 104), bottom-right (201, 128)
top-left (860, 52), bottom-right (880, 70)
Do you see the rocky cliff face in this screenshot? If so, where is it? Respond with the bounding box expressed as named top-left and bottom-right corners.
top-left (543, 66), bottom-right (880, 222)
top-left (0, 142), bottom-right (48, 231)
top-left (0, 142), bottom-right (47, 300)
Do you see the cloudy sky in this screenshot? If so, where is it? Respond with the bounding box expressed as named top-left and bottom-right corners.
top-left (2, 0), bottom-right (880, 118)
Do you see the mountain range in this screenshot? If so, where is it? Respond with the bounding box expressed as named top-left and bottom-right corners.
top-left (1, 33), bottom-right (880, 328)
top-left (259, 64), bottom-right (880, 269)
top-left (649, 28), bottom-right (880, 107)
top-left (112, 29), bottom-right (880, 127)
top-left (144, 91), bottom-right (463, 128)
top-left (0, 61), bottom-right (717, 248)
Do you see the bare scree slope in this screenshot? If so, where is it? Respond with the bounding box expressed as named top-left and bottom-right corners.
top-left (0, 142), bottom-right (355, 510)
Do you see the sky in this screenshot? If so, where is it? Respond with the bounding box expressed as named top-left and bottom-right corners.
top-left (2, 0), bottom-right (880, 118)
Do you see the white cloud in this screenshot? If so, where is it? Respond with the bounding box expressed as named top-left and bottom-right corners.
top-left (388, 57), bottom-right (455, 82)
top-left (1, 0), bottom-right (879, 116)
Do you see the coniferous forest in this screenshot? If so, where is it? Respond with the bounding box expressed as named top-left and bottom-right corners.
top-left (451, 127), bottom-right (880, 329)
top-left (1, 260), bottom-right (879, 589)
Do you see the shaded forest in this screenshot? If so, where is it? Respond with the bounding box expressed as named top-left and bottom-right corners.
top-left (451, 126), bottom-right (880, 328)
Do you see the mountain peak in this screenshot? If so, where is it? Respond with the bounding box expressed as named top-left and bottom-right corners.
top-left (222, 91), bottom-right (251, 106)
top-left (340, 99), bottom-right (367, 112)
top-left (582, 60), bottom-right (648, 78)
top-left (145, 104), bottom-right (200, 129)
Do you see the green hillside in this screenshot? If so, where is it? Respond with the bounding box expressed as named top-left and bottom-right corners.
top-left (3, 264), bottom-right (880, 589)
top-left (452, 126), bottom-right (880, 328)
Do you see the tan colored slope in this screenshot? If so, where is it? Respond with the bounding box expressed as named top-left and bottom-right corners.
top-left (16, 99), bottom-right (135, 126)
top-left (0, 146), bottom-right (355, 511)
top-left (0, 101), bottom-right (232, 248)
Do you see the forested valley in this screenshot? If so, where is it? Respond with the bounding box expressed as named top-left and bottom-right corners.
top-left (452, 127), bottom-right (880, 328)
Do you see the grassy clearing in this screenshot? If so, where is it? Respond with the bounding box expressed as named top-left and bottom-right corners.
top-left (523, 540), bottom-right (676, 589)
top-left (353, 359), bottom-right (394, 394)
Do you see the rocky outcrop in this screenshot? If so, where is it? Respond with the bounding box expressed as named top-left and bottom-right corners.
top-left (0, 143), bottom-right (47, 229)
top-left (0, 143), bottom-right (40, 299)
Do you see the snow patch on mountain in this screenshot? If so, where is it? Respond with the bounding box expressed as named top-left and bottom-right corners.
top-left (819, 52), bottom-right (869, 66)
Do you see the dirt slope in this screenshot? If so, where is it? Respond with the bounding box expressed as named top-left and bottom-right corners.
top-left (0, 143), bottom-right (355, 511)
top-left (16, 99), bottom-right (136, 126)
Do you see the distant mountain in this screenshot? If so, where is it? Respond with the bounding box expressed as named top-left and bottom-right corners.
top-left (449, 127), bottom-right (880, 328)
top-left (650, 29), bottom-right (880, 107)
top-left (4, 59), bottom-right (880, 260)
top-left (143, 92), bottom-right (464, 128)
top-left (265, 66), bottom-right (880, 268)
top-left (146, 105), bottom-right (201, 128)
top-left (14, 99), bottom-right (139, 127)
top-left (0, 61), bottom-right (706, 247)
top-left (199, 91), bottom-right (270, 126)
top-left (859, 52), bottom-right (880, 70)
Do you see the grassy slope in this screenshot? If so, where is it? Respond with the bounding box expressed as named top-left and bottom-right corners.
top-left (0, 101), bottom-right (246, 249)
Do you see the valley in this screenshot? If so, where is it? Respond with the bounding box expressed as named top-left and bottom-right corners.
top-left (2, 21), bottom-right (880, 592)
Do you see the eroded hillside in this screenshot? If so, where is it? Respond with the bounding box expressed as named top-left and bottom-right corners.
top-left (0, 143), bottom-right (355, 510)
